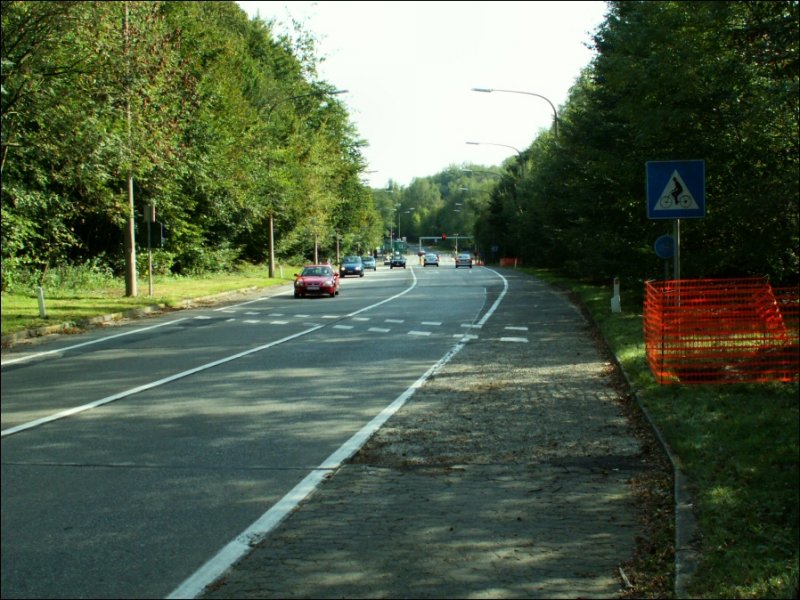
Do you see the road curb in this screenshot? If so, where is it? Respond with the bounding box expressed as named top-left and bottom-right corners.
top-left (1, 285), bottom-right (289, 349)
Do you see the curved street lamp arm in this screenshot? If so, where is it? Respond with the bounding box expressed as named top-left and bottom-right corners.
top-left (471, 87), bottom-right (559, 137)
top-left (466, 140), bottom-right (522, 155)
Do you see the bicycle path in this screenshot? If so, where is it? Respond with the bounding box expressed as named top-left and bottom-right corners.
top-left (197, 271), bottom-right (649, 599)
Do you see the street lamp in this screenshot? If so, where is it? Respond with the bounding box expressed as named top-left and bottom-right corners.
top-left (471, 87), bottom-right (559, 138)
top-left (466, 141), bottom-right (524, 176)
top-left (264, 88), bottom-right (348, 277)
top-left (461, 168), bottom-right (503, 178)
top-left (466, 141), bottom-right (522, 156)
top-left (398, 207), bottom-right (415, 248)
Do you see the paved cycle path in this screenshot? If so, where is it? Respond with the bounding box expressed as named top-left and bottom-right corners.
top-left (198, 271), bottom-right (647, 599)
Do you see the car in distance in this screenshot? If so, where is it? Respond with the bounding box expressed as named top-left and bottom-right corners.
top-left (455, 252), bottom-right (473, 268)
top-left (294, 264), bottom-right (340, 298)
top-left (361, 255), bottom-right (377, 271)
top-left (339, 255), bottom-right (364, 277)
top-left (423, 252), bottom-right (439, 267)
top-left (389, 253), bottom-right (407, 269)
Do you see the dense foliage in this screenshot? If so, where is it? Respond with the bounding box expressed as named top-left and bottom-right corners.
top-left (2, 1), bottom-right (798, 293)
top-left (468, 0), bottom-right (798, 284)
top-left (1, 0), bottom-right (375, 292)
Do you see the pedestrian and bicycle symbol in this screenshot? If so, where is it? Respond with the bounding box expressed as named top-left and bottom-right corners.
top-left (646, 160), bottom-right (705, 219)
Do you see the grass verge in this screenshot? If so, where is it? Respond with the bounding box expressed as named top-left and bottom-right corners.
top-left (1, 265), bottom-right (297, 338)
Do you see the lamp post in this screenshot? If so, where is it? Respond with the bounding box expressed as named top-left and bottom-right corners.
top-left (466, 141), bottom-right (521, 156)
top-left (466, 141), bottom-right (524, 176)
top-left (264, 88), bottom-right (348, 277)
top-left (398, 207), bottom-right (415, 248)
top-left (461, 168), bottom-right (503, 178)
top-left (471, 87), bottom-right (559, 138)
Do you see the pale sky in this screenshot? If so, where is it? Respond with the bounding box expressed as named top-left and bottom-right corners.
top-left (237, 1), bottom-right (609, 189)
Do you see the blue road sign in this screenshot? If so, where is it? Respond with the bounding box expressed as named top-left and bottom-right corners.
top-left (654, 234), bottom-right (675, 259)
top-left (646, 160), bottom-right (705, 219)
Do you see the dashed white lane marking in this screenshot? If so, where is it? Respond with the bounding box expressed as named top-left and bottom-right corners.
top-left (243, 320), bottom-right (260, 324)
top-left (166, 267), bottom-right (510, 600)
top-left (369, 327), bottom-right (391, 333)
top-left (194, 315), bottom-right (212, 320)
top-left (408, 330), bottom-right (431, 336)
top-left (505, 325), bottom-right (529, 331)
top-left (421, 321), bottom-right (442, 326)
top-left (500, 337), bottom-right (529, 343)
top-left (333, 325), bottom-right (354, 330)
top-left (385, 318), bottom-right (404, 324)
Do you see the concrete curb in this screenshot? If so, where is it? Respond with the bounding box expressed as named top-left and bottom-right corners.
top-left (542, 277), bottom-right (699, 597)
top-left (605, 340), bottom-right (699, 598)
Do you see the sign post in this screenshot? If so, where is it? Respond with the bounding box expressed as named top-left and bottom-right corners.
top-left (646, 160), bottom-right (705, 279)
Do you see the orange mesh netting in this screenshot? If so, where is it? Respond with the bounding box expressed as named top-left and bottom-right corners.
top-left (643, 278), bottom-right (799, 385)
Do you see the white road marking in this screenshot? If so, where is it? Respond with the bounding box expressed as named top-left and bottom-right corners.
top-left (1, 318), bottom-right (189, 367)
top-left (167, 267), bottom-right (509, 600)
top-left (500, 337), bottom-right (529, 343)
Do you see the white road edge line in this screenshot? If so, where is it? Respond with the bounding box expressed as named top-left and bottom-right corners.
top-left (1, 318), bottom-right (190, 367)
top-left (166, 268), bottom-right (509, 600)
top-left (1, 272), bottom-right (422, 439)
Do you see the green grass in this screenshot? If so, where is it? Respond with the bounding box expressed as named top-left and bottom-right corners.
top-left (2, 264), bottom-right (798, 598)
top-left (526, 267), bottom-right (799, 599)
top-left (1, 264), bottom-right (297, 337)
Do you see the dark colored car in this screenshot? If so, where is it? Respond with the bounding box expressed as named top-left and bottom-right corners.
top-left (294, 264), bottom-right (340, 298)
top-left (361, 256), bottom-right (377, 271)
top-left (455, 252), bottom-right (473, 268)
top-left (423, 252), bottom-right (439, 267)
top-left (389, 253), bottom-right (407, 269)
top-left (339, 255), bottom-right (364, 277)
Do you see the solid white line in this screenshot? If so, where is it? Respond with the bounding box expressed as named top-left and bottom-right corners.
top-left (167, 268), bottom-right (509, 600)
top-left (166, 326), bottom-right (469, 600)
top-left (1, 318), bottom-right (189, 367)
top-left (2, 273), bottom-right (422, 438)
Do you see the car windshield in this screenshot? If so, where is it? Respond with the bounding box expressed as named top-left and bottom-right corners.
top-left (301, 266), bottom-right (331, 277)
top-left (343, 256), bottom-right (361, 263)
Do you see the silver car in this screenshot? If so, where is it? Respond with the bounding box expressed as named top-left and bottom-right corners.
top-left (455, 253), bottom-right (473, 268)
top-left (423, 252), bottom-right (439, 267)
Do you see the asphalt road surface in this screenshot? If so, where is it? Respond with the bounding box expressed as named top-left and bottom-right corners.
top-left (2, 262), bottom-right (510, 599)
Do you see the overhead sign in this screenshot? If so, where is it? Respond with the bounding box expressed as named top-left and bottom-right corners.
top-left (646, 160), bottom-right (705, 219)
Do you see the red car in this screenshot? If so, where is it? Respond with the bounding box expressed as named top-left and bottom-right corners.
top-left (294, 264), bottom-right (340, 298)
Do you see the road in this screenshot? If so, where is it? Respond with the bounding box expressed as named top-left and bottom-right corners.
top-left (2, 260), bottom-right (507, 599)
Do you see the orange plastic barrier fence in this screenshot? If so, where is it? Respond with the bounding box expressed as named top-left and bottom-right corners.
top-left (499, 258), bottom-right (521, 267)
top-left (644, 278), bottom-right (799, 384)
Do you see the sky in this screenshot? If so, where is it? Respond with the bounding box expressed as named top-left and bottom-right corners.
top-left (237, 1), bottom-right (609, 189)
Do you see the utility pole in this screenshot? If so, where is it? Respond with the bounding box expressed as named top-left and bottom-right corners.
top-left (123, 2), bottom-right (137, 296)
